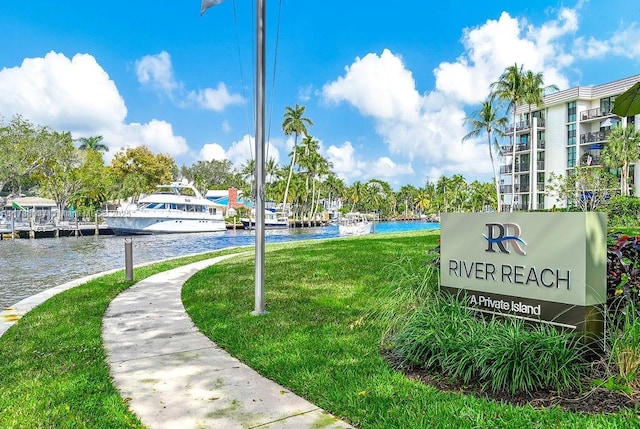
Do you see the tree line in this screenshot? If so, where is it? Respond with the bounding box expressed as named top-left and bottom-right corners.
top-left (0, 109), bottom-right (496, 221)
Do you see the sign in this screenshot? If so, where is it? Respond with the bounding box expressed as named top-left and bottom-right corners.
top-left (440, 212), bottom-right (606, 332)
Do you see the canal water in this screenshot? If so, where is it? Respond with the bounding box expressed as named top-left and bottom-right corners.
top-left (0, 221), bottom-right (439, 309)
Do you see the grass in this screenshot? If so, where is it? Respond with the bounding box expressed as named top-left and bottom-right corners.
top-left (182, 231), bottom-right (640, 428)
top-left (0, 249), bottom-right (244, 429)
top-left (0, 231), bottom-right (639, 428)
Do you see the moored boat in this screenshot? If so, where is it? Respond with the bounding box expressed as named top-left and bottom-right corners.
top-left (338, 213), bottom-right (372, 236)
top-left (101, 182), bottom-right (227, 235)
top-left (241, 209), bottom-right (289, 230)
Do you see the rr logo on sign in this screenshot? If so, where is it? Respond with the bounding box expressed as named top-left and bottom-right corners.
top-left (483, 223), bottom-right (527, 255)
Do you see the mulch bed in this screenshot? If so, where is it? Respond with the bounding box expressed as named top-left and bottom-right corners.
top-left (403, 369), bottom-right (639, 414)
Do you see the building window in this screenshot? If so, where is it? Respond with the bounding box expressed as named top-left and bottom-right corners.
top-left (601, 96), bottom-right (616, 115)
top-left (567, 101), bottom-right (577, 123)
top-left (567, 123), bottom-right (576, 146)
top-left (567, 146), bottom-right (576, 168)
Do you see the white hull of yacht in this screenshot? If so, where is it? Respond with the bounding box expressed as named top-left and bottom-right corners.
top-left (103, 212), bottom-right (227, 235)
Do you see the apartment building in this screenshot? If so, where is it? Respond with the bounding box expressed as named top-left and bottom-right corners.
top-left (498, 74), bottom-right (640, 211)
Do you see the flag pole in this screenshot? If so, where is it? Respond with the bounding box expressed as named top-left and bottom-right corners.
top-left (252, 0), bottom-right (267, 315)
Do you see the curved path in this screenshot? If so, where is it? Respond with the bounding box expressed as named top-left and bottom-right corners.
top-left (102, 255), bottom-right (354, 429)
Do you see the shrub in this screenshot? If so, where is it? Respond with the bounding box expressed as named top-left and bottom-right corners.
top-left (391, 293), bottom-right (588, 395)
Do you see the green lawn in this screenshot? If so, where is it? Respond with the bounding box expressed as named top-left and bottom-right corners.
top-left (0, 231), bottom-right (638, 428)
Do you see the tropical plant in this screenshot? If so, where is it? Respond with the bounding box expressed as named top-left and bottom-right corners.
top-left (281, 104), bottom-right (313, 216)
top-left (546, 167), bottom-right (617, 212)
top-left (462, 97), bottom-right (507, 212)
top-left (601, 125), bottom-right (640, 197)
top-left (490, 63), bottom-right (525, 211)
top-left (77, 135), bottom-right (108, 152)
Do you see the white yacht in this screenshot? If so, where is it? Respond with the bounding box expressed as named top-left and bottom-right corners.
top-left (101, 183), bottom-right (227, 235)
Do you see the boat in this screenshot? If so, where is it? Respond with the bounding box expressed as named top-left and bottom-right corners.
top-left (101, 182), bottom-right (227, 235)
top-left (338, 213), bottom-right (372, 236)
top-left (241, 209), bottom-right (289, 230)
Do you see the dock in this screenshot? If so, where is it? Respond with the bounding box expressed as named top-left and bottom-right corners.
top-left (1, 222), bottom-right (113, 240)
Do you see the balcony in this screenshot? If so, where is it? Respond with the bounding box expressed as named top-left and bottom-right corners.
top-left (581, 107), bottom-right (610, 121)
top-left (500, 165), bottom-right (513, 174)
top-left (500, 145), bottom-right (513, 156)
top-left (514, 162), bottom-right (530, 173)
top-left (580, 130), bottom-right (610, 144)
top-left (514, 184), bottom-right (530, 193)
top-left (515, 143), bottom-right (530, 152)
top-left (500, 185), bottom-right (512, 194)
top-left (537, 161), bottom-right (545, 170)
top-left (580, 152), bottom-right (601, 166)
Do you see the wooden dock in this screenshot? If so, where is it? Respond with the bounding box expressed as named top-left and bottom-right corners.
top-left (1, 222), bottom-right (113, 239)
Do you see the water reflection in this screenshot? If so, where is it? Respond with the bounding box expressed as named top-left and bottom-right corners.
top-left (0, 221), bottom-right (438, 309)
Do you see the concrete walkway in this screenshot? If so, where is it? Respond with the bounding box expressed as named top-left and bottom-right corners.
top-left (102, 255), bottom-right (354, 429)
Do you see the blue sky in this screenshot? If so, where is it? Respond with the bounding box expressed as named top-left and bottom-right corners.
top-left (1, 0), bottom-right (639, 189)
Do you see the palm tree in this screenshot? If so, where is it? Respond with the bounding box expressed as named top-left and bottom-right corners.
top-left (77, 135), bottom-right (108, 152)
top-left (241, 158), bottom-right (256, 201)
top-left (281, 104), bottom-right (313, 216)
top-left (522, 70), bottom-right (558, 209)
top-left (266, 157), bottom-right (279, 185)
top-left (490, 63), bottom-right (525, 211)
top-left (346, 181), bottom-right (366, 212)
top-left (601, 125), bottom-right (640, 196)
top-left (462, 97), bottom-right (507, 212)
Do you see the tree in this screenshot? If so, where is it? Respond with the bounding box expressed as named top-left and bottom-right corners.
top-left (396, 184), bottom-right (419, 217)
top-left (490, 63), bottom-right (525, 211)
top-left (77, 135), bottom-right (108, 152)
top-left (69, 150), bottom-right (113, 215)
top-left (0, 115), bottom-right (63, 195)
top-left (600, 125), bottom-right (640, 197)
top-left (179, 159), bottom-right (244, 194)
top-left (281, 104), bottom-right (313, 215)
top-left (31, 131), bottom-right (81, 214)
top-left (345, 181), bottom-right (366, 213)
top-left (522, 70), bottom-right (558, 209)
top-left (546, 167), bottom-right (617, 212)
top-left (462, 97), bottom-right (507, 212)
top-left (110, 146), bottom-right (177, 201)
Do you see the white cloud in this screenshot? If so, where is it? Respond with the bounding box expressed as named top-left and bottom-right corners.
top-left (434, 9), bottom-right (576, 105)
top-left (323, 49), bottom-right (420, 122)
top-left (0, 51), bottom-right (189, 160)
top-left (105, 119), bottom-right (189, 157)
top-left (135, 51), bottom-right (181, 98)
top-left (573, 22), bottom-right (640, 60)
top-left (322, 49), bottom-right (490, 183)
top-left (187, 82), bottom-right (244, 112)
top-left (199, 143), bottom-right (227, 161)
top-left (320, 6), bottom-right (594, 186)
top-left (224, 134), bottom-right (281, 171)
top-left (325, 141), bottom-right (365, 182)
top-left (0, 51), bottom-right (127, 132)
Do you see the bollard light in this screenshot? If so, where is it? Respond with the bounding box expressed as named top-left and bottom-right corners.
top-left (124, 238), bottom-right (133, 281)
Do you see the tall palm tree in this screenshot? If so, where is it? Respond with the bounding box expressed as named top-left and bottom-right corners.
top-left (241, 158), bottom-right (256, 201)
top-left (77, 135), bottom-right (108, 152)
top-left (281, 104), bottom-right (313, 216)
top-left (490, 63), bottom-right (525, 211)
top-left (522, 70), bottom-right (558, 209)
top-left (601, 125), bottom-right (640, 196)
top-left (462, 97), bottom-right (507, 212)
